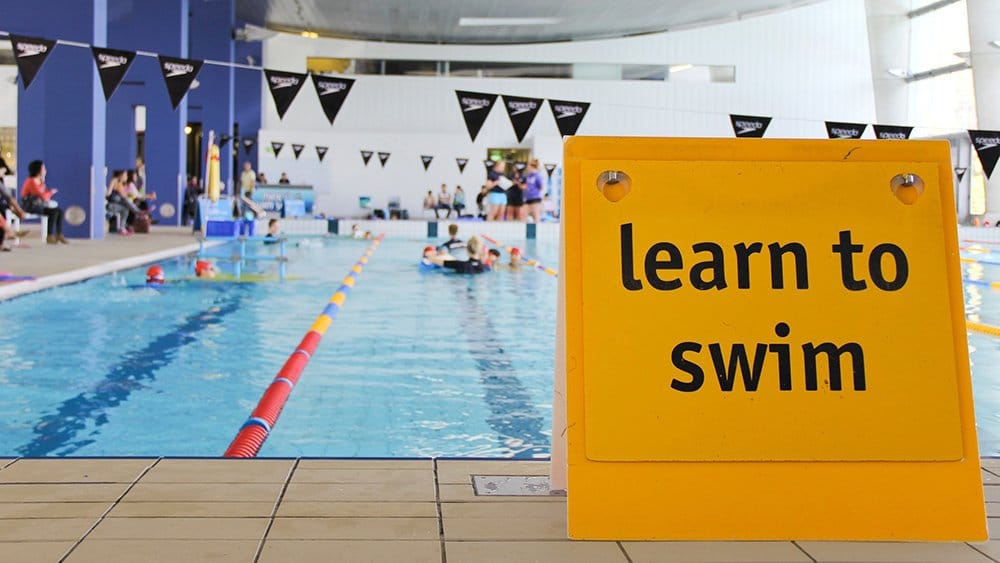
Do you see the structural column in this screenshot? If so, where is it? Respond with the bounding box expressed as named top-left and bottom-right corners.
top-left (5, 0), bottom-right (107, 239)
top-left (967, 0), bottom-right (1000, 213)
top-left (106, 0), bottom-right (189, 226)
top-left (864, 0), bottom-right (911, 126)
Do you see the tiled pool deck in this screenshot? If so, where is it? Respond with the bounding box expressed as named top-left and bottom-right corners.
top-left (0, 457), bottom-right (998, 562)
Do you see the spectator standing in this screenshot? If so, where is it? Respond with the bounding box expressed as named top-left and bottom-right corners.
top-left (485, 161), bottom-right (508, 221)
top-left (240, 162), bottom-right (256, 197)
top-left (523, 159), bottom-right (545, 223)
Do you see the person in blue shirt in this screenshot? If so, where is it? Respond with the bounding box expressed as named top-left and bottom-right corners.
top-left (523, 159), bottom-right (546, 223)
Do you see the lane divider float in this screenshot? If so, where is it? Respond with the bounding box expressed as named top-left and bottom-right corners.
top-left (968, 320), bottom-right (1000, 338)
top-left (963, 278), bottom-right (1000, 290)
top-left (480, 234), bottom-right (558, 277)
top-left (223, 234), bottom-right (384, 458)
top-left (960, 256), bottom-right (1000, 267)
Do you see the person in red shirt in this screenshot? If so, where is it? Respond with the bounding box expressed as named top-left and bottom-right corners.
top-left (20, 160), bottom-right (66, 244)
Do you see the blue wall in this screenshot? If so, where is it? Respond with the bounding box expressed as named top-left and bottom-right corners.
top-left (188, 0), bottom-right (235, 193)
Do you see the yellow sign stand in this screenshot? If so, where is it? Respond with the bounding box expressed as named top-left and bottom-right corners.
top-left (563, 137), bottom-right (985, 541)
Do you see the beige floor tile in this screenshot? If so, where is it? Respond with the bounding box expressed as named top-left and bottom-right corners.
top-left (0, 518), bottom-right (96, 541)
top-left (282, 481), bottom-right (435, 502)
top-left (0, 483), bottom-right (129, 502)
top-left (259, 540), bottom-right (440, 563)
top-left (0, 542), bottom-right (74, 563)
top-left (122, 482), bottom-right (283, 502)
top-left (65, 539), bottom-right (258, 562)
top-left (798, 541), bottom-right (992, 562)
top-left (0, 459), bottom-right (13, 468)
top-left (623, 541), bottom-right (812, 562)
top-left (445, 540), bottom-right (627, 563)
top-left (970, 540), bottom-right (1000, 559)
top-left (436, 460), bottom-right (550, 484)
top-left (981, 459), bottom-right (1000, 471)
top-left (141, 459), bottom-right (293, 483)
top-left (276, 501), bottom-right (437, 518)
top-left (291, 468), bottom-right (434, 484)
top-left (442, 501), bottom-right (565, 519)
top-left (987, 503), bottom-right (1000, 518)
top-left (87, 517), bottom-right (269, 540)
top-left (990, 517), bottom-right (1000, 539)
top-left (983, 469), bottom-right (1000, 485)
top-left (108, 501), bottom-right (275, 518)
top-left (297, 459), bottom-right (432, 470)
top-left (267, 517), bottom-right (439, 540)
top-left (0, 458), bottom-right (154, 483)
top-left (439, 483), bottom-right (564, 502)
top-left (0, 502), bottom-right (110, 518)
top-left (985, 487), bottom-right (1000, 502)
top-left (445, 515), bottom-right (566, 540)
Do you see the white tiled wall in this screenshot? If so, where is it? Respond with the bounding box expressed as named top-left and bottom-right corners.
top-left (334, 219), bottom-right (560, 242)
top-left (959, 226), bottom-right (1000, 245)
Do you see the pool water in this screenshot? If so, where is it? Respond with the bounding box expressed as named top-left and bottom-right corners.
top-left (1, 236), bottom-right (1000, 458)
top-left (0, 237), bottom-right (558, 458)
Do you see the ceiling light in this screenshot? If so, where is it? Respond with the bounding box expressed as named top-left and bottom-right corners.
top-left (300, 31), bottom-right (319, 38)
top-left (990, 40), bottom-right (1000, 49)
top-left (184, 126), bottom-right (192, 135)
top-left (669, 64), bottom-right (694, 73)
top-left (459, 17), bottom-right (561, 27)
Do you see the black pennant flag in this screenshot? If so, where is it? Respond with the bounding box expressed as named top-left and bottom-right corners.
top-left (292, 144), bottom-right (305, 159)
top-left (825, 121), bottom-right (867, 139)
top-left (361, 150), bottom-right (373, 166)
top-left (955, 167), bottom-right (968, 183)
top-left (514, 161), bottom-right (527, 172)
top-left (264, 69), bottom-right (308, 119)
top-left (271, 141), bottom-right (284, 157)
top-left (242, 137), bottom-right (256, 154)
top-left (421, 155), bottom-right (434, 171)
top-left (484, 159), bottom-right (495, 172)
top-left (10, 35), bottom-right (56, 90)
top-left (544, 163), bottom-right (557, 179)
top-left (91, 46), bottom-right (136, 101)
top-left (873, 124), bottom-right (914, 140)
top-left (729, 114), bottom-right (771, 138)
top-left (312, 75), bottom-right (355, 125)
top-left (456, 158), bottom-right (468, 173)
top-left (548, 99), bottom-right (590, 136)
top-left (502, 95), bottom-right (544, 142)
top-left (219, 135), bottom-right (232, 148)
top-left (455, 90), bottom-right (498, 142)
top-left (158, 55), bottom-right (203, 109)
top-left (378, 152), bottom-right (391, 167)
top-left (970, 130), bottom-right (1000, 179)
top-left (316, 146), bottom-right (329, 162)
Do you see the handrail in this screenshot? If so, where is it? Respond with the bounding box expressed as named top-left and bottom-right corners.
top-left (223, 234), bottom-right (384, 457)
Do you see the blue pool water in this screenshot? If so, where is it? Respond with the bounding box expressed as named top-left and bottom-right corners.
top-left (0, 237), bottom-right (558, 458)
top-left (1, 236), bottom-right (1000, 458)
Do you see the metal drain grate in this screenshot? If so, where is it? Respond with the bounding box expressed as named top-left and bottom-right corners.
top-left (472, 475), bottom-right (552, 496)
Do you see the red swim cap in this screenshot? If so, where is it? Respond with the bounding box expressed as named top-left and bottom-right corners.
top-left (195, 260), bottom-right (213, 275)
top-left (511, 247), bottom-right (522, 255)
top-left (423, 245), bottom-right (435, 253)
top-left (146, 265), bottom-right (164, 283)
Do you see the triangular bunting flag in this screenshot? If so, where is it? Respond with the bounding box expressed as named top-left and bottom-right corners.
top-left (158, 55), bottom-right (204, 110)
top-left (873, 125), bottom-right (914, 140)
top-left (825, 121), bottom-right (867, 139)
top-left (955, 167), bottom-right (968, 183)
top-left (421, 155), bottom-right (434, 171)
top-left (514, 161), bottom-right (527, 172)
top-left (502, 95), bottom-right (544, 142)
top-left (316, 146), bottom-right (329, 162)
top-left (544, 163), bottom-right (557, 179)
top-left (361, 150), bottom-right (373, 165)
top-left (91, 46), bottom-right (136, 101)
top-left (455, 90), bottom-right (498, 142)
top-left (729, 114), bottom-right (771, 138)
top-left (970, 130), bottom-right (1000, 179)
top-left (312, 75), bottom-right (355, 125)
top-left (10, 35), bottom-right (56, 90)
top-left (456, 158), bottom-right (468, 173)
top-left (378, 152), bottom-right (391, 167)
top-left (292, 144), bottom-right (305, 159)
top-left (548, 99), bottom-right (590, 136)
top-left (271, 141), bottom-right (284, 157)
top-left (219, 135), bottom-right (232, 148)
top-left (242, 137), bottom-right (256, 154)
top-left (264, 69), bottom-right (308, 119)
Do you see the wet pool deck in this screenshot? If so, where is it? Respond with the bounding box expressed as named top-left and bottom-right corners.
top-left (0, 458), bottom-right (998, 562)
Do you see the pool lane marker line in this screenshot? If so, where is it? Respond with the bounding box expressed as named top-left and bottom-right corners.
top-left (961, 256), bottom-right (1000, 267)
top-left (479, 234), bottom-right (558, 277)
top-left (968, 320), bottom-right (1000, 338)
top-left (223, 234), bottom-right (384, 458)
top-left (963, 277), bottom-right (1000, 290)
top-left (963, 239), bottom-right (1000, 246)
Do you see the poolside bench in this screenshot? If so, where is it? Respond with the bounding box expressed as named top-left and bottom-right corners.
top-left (5, 209), bottom-right (47, 241)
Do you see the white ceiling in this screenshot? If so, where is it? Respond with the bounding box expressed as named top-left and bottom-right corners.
top-left (236, 0), bottom-right (827, 44)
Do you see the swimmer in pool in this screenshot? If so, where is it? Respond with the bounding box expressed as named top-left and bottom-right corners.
top-left (425, 236), bottom-right (489, 274)
top-left (146, 265), bottom-right (165, 286)
top-left (194, 259), bottom-right (216, 279)
top-left (264, 218), bottom-right (281, 245)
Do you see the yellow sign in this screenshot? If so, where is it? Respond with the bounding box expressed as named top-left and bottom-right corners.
top-left (563, 138), bottom-right (985, 540)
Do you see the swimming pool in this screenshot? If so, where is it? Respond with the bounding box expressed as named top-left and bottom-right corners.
top-left (0, 236), bottom-right (558, 458)
top-left (1, 234), bottom-right (999, 458)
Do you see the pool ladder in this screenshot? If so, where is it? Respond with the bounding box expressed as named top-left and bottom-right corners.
top-left (196, 235), bottom-right (289, 280)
